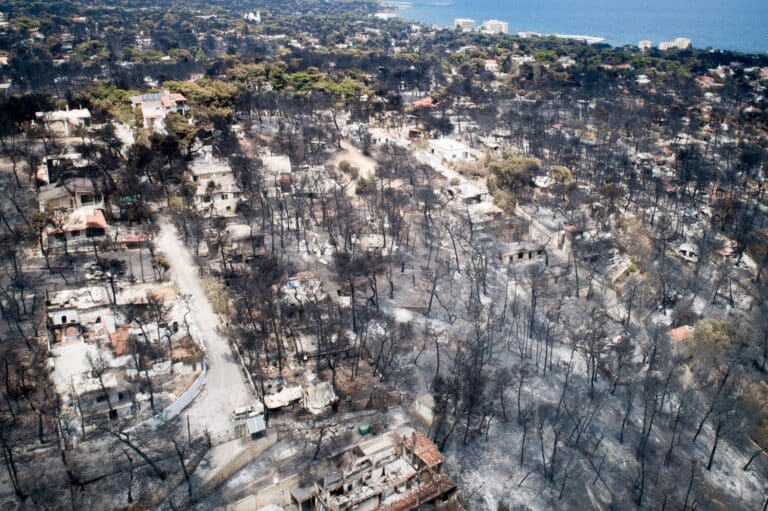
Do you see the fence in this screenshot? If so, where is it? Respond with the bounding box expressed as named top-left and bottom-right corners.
top-left (127, 296), bottom-right (212, 431)
top-left (206, 421), bottom-right (248, 447)
top-left (226, 323), bottom-right (259, 396)
top-left (128, 360), bottom-right (208, 431)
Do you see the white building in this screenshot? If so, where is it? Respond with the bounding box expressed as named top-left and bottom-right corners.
top-left (243, 10), bottom-right (261, 23)
top-left (130, 91), bottom-right (189, 131)
top-left (638, 40), bottom-right (653, 51)
top-left (500, 241), bottom-right (547, 266)
top-left (35, 107), bottom-right (91, 138)
top-left (481, 19), bottom-right (509, 34)
top-left (659, 37), bottom-right (691, 51)
top-left (484, 59), bottom-right (500, 73)
top-left (429, 138), bottom-right (471, 161)
top-left (658, 41), bottom-right (674, 51)
top-left (454, 18), bottom-right (476, 31)
top-left (636, 74), bottom-right (651, 85)
top-left (70, 372), bottom-right (133, 422)
top-left (189, 148), bottom-right (241, 217)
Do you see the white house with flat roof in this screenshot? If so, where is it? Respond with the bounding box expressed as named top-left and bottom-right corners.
top-left (35, 107), bottom-right (91, 138)
top-left (429, 138), bottom-right (471, 161)
top-left (189, 148), bottom-right (241, 217)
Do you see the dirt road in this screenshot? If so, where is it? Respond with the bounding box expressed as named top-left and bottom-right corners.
top-left (155, 217), bottom-right (253, 436)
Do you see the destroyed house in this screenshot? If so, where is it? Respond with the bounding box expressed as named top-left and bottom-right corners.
top-left (292, 167), bottom-right (338, 199)
top-left (35, 108), bottom-right (91, 138)
top-left (677, 242), bottom-right (699, 263)
top-left (214, 223), bottom-right (265, 264)
top-left (303, 430), bottom-right (457, 511)
top-left (500, 241), bottom-right (547, 266)
top-left (44, 285), bottom-right (114, 346)
top-left (263, 154), bottom-right (292, 175)
top-left (445, 182), bottom-right (488, 205)
top-left (70, 371), bottom-right (133, 422)
top-left (38, 177), bottom-right (102, 212)
top-left (303, 381), bottom-right (339, 414)
top-left (36, 152), bottom-right (89, 185)
top-left (356, 233), bottom-right (387, 254)
top-left (495, 217), bottom-right (530, 243)
top-left (572, 231), bottom-right (615, 265)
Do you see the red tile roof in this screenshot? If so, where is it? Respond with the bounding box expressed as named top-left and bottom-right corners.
top-left (109, 327), bottom-right (131, 355)
top-left (121, 233), bottom-right (149, 244)
top-left (412, 96), bottom-right (435, 108)
top-left (667, 325), bottom-right (694, 343)
top-left (403, 431), bottom-right (445, 467)
top-left (86, 209), bottom-right (108, 230)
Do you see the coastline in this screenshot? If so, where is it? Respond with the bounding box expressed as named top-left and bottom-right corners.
top-left (375, 0), bottom-right (768, 55)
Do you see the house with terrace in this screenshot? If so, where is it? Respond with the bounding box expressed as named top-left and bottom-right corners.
top-left (43, 207), bottom-right (109, 254)
top-left (189, 148), bottom-right (241, 217)
top-left (38, 177), bottom-right (102, 213)
top-left (35, 107), bottom-right (91, 138)
top-left (130, 91), bottom-right (189, 131)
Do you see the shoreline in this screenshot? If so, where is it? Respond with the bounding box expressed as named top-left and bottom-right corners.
top-left (374, 2), bottom-right (768, 56)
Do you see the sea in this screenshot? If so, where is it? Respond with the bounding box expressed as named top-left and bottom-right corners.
top-left (391, 0), bottom-right (768, 54)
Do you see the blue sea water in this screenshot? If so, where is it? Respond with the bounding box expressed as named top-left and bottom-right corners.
top-left (394, 0), bottom-right (768, 54)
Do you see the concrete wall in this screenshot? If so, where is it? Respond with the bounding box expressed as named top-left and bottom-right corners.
top-left (226, 472), bottom-right (301, 511)
top-left (202, 432), bottom-right (279, 493)
top-left (128, 360), bottom-right (207, 431)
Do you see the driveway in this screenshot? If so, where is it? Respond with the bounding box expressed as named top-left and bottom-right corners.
top-left (155, 217), bottom-right (253, 436)
top-left (112, 121), bottom-right (135, 156)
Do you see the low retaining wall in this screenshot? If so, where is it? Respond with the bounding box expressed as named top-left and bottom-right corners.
top-left (226, 473), bottom-right (301, 511)
top-left (129, 361), bottom-right (208, 431)
top-left (201, 432), bottom-right (279, 492)
top-left (129, 310), bottom-right (212, 432)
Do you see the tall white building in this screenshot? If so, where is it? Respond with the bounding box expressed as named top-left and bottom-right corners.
top-left (454, 18), bottom-right (476, 31)
top-left (481, 19), bottom-right (509, 34)
top-left (638, 40), bottom-right (653, 51)
top-left (659, 37), bottom-right (691, 51)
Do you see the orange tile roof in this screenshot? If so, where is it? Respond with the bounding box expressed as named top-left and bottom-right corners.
top-left (109, 326), bottom-right (131, 355)
top-left (86, 209), bottom-right (108, 229)
top-left (403, 431), bottom-right (445, 467)
top-left (45, 209), bottom-right (108, 234)
top-left (147, 285), bottom-right (177, 302)
top-left (121, 233), bottom-right (149, 243)
top-left (412, 96), bottom-right (435, 108)
top-left (667, 325), bottom-right (694, 343)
